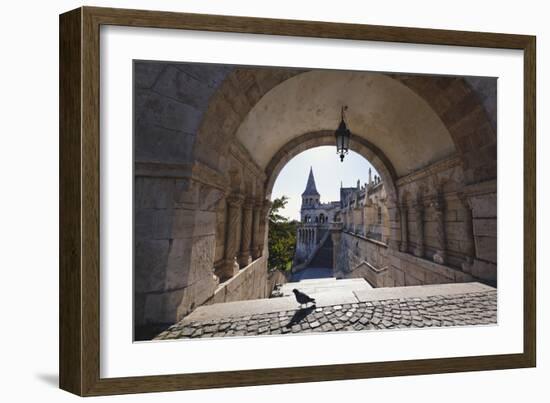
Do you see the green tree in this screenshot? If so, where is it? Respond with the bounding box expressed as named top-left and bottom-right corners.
top-left (268, 196), bottom-right (298, 271)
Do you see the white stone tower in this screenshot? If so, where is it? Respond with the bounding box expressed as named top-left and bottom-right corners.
top-left (300, 167), bottom-right (320, 220)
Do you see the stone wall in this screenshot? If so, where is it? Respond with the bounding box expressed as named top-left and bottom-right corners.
top-left (334, 232), bottom-right (391, 286)
top-left (267, 269), bottom-right (290, 294)
top-left (340, 183), bottom-right (390, 242)
top-left (395, 155), bottom-right (496, 285)
top-left (206, 256), bottom-right (270, 305)
top-left (386, 249), bottom-right (474, 286)
top-left (464, 180), bottom-right (497, 283)
top-left (334, 155), bottom-right (496, 288)
top-left (134, 62), bottom-right (272, 328)
top-left (133, 62), bottom-right (498, 330)
top-left (134, 175), bottom-right (224, 326)
top-left (335, 231), bottom-right (476, 288)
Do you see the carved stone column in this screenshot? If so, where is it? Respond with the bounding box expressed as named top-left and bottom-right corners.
top-left (239, 197), bottom-right (254, 267)
top-left (399, 203), bottom-right (409, 253)
top-left (432, 193), bottom-right (447, 265)
top-left (251, 199), bottom-right (262, 259)
top-left (459, 194), bottom-right (475, 272)
top-left (257, 200), bottom-right (272, 257)
top-left (413, 198), bottom-right (425, 257)
top-left (221, 192), bottom-right (244, 280)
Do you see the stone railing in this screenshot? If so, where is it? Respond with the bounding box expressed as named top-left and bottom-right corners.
top-left (206, 255), bottom-right (269, 305)
top-left (334, 230), bottom-right (389, 283)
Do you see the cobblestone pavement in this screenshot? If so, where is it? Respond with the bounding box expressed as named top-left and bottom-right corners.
top-left (154, 290), bottom-right (497, 340)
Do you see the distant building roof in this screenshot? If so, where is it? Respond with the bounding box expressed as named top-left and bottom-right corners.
top-left (302, 167), bottom-right (320, 196)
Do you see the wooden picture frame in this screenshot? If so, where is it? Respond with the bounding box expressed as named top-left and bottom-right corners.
top-left (59, 6), bottom-right (536, 396)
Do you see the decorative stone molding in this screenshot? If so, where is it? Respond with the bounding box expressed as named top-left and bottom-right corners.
top-left (395, 155), bottom-right (461, 187)
top-left (135, 160), bottom-right (228, 192)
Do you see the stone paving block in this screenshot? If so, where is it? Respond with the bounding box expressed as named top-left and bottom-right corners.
top-left (154, 290), bottom-right (497, 340)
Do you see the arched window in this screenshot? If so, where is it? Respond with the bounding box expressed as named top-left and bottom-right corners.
top-left (377, 206), bottom-right (383, 225)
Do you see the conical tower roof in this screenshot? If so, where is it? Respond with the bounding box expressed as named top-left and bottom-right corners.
top-left (302, 167), bottom-right (320, 196)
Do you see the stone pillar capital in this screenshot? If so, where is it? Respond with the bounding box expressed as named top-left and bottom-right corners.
top-left (226, 192), bottom-right (244, 207)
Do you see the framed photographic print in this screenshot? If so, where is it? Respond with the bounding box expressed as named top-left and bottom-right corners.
top-left (59, 6), bottom-right (536, 396)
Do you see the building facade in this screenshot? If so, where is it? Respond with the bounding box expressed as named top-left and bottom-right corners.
top-left (294, 167), bottom-right (389, 267)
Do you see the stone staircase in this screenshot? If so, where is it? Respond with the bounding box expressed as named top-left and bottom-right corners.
top-left (280, 277), bottom-right (372, 297)
top-left (307, 235), bottom-right (333, 268)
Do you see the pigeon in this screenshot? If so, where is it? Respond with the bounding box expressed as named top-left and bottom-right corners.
top-left (292, 289), bottom-right (316, 307)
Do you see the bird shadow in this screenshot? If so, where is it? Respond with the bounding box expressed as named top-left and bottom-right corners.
top-left (285, 305), bottom-right (316, 328)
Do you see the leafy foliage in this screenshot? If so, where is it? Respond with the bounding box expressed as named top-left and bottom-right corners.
top-left (268, 196), bottom-right (298, 271)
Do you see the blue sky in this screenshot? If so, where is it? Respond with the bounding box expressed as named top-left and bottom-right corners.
top-left (271, 146), bottom-right (378, 220)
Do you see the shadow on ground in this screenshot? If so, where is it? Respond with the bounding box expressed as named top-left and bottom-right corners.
top-left (285, 305), bottom-right (316, 328)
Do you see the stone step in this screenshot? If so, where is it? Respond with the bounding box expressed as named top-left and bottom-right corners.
top-left (183, 282), bottom-right (496, 323)
top-left (307, 237), bottom-right (333, 268)
top-left (280, 277), bottom-right (373, 297)
top-left (285, 277), bottom-right (368, 286)
top-left (290, 267), bottom-right (334, 281)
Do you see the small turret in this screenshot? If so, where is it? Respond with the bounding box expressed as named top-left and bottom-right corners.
top-left (368, 167), bottom-right (372, 186)
top-left (301, 167), bottom-right (320, 212)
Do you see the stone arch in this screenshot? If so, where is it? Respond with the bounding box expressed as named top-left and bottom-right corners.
top-left (264, 130), bottom-right (398, 202)
top-left (133, 62), bottom-right (498, 330)
top-left (192, 67), bottom-right (307, 171)
top-left (193, 68), bottom-right (495, 187)
top-left (388, 74), bottom-right (496, 184)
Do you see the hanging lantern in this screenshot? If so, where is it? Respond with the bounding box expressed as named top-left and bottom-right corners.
top-left (335, 106), bottom-right (351, 162)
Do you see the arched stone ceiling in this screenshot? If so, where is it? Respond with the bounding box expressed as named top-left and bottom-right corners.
top-left (235, 70), bottom-right (456, 177)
